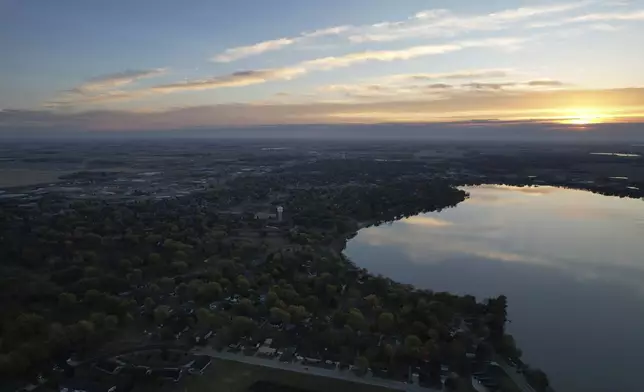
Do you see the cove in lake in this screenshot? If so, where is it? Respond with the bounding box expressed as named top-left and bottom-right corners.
top-left (344, 185), bottom-right (644, 392)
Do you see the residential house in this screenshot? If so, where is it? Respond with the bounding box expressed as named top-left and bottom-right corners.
top-left (254, 212), bottom-right (276, 220)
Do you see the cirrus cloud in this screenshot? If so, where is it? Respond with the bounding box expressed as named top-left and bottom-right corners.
top-left (212, 38), bottom-right (297, 63)
top-left (46, 68), bottom-right (168, 108)
top-left (49, 37), bottom-right (524, 108)
top-left (72, 68), bottom-right (167, 93)
top-left (212, 25), bottom-right (350, 62)
top-left (150, 68), bottom-right (307, 93)
top-left (211, 2), bottom-right (593, 62)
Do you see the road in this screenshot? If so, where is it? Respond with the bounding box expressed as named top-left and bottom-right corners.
top-left (192, 347), bottom-right (441, 392)
top-left (497, 359), bottom-right (536, 392)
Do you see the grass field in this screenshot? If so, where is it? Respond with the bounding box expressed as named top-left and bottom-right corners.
top-left (184, 358), bottom-right (397, 392)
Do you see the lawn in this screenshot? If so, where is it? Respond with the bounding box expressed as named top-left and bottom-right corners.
top-left (184, 358), bottom-right (398, 392)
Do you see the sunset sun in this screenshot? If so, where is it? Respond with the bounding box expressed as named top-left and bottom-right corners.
top-left (559, 109), bottom-right (610, 125)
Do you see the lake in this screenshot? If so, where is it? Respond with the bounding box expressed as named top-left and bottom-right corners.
top-left (344, 185), bottom-right (644, 392)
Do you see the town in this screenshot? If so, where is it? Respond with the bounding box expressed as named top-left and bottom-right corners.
top-left (1, 139), bottom-right (642, 392)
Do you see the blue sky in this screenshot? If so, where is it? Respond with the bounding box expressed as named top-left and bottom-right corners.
top-left (1, 0), bottom-right (644, 130)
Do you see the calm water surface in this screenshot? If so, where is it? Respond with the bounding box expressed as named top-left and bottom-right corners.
top-left (344, 185), bottom-right (644, 392)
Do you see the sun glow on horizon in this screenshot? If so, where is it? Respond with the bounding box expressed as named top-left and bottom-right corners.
top-left (557, 108), bottom-right (611, 125)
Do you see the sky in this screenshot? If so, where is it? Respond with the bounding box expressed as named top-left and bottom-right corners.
top-left (1, 0), bottom-right (644, 132)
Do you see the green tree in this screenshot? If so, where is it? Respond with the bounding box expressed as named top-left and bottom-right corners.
top-left (158, 277), bottom-right (175, 292)
top-left (486, 295), bottom-right (508, 345)
top-left (231, 316), bottom-right (254, 336)
top-left (176, 282), bottom-right (188, 300)
top-left (76, 320), bottom-right (96, 343)
top-left (219, 278), bottom-right (232, 290)
top-left (270, 307), bottom-right (291, 324)
top-left (411, 320), bottom-right (428, 337)
top-left (383, 343), bottom-right (395, 364)
top-left (424, 340), bottom-right (439, 360)
top-left (171, 261), bottom-right (188, 274)
top-left (287, 305), bottom-right (309, 324)
top-left (354, 356), bottom-right (369, 376)
top-left (364, 294), bottom-right (379, 309)
top-left (332, 311), bottom-right (347, 328)
top-left (404, 334), bottom-right (422, 355)
top-left (15, 313), bottom-right (46, 339)
top-left (160, 326), bottom-right (174, 340)
top-left (148, 252), bottom-right (162, 266)
top-left (234, 298), bottom-right (255, 316)
top-left (500, 334), bottom-right (522, 359)
top-left (1, 351), bottom-right (30, 375)
top-left (447, 340), bottom-right (468, 375)
top-left (123, 312), bottom-right (135, 325)
top-left (187, 279), bottom-right (204, 299)
top-left (235, 275), bottom-right (250, 293)
top-left (90, 312), bottom-right (107, 329)
top-left (118, 258), bottom-right (132, 272)
top-left (200, 281), bottom-right (222, 302)
top-left (217, 259), bottom-right (236, 277)
top-left (84, 289), bottom-right (103, 306)
top-left (196, 308), bottom-right (213, 328)
top-left (148, 283), bottom-right (161, 296)
top-left (127, 269), bottom-right (143, 285)
top-left (104, 315), bottom-right (119, 331)
top-left (84, 266), bottom-right (100, 278)
top-left (154, 305), bottom-right (171, 324)
top-left (280, 288), bottom-right (298, 303)
top-left (266, 291), bottom-right (279, 307)
top-left (347, 308), bottom-right (366, 331)
top-left (144, 297), bottom-right (156, 311)
top-left (325, 284), bottom-right (337, 297)
top-left (146, 234), bottom-right (162, 245)
top-left (48, 323), bottom-right (70, 351)
top-left (377, 312), bottom-right (395, 333)
top-left (304, 295), bottom-right (319, 312)
top-left (477, 325), bottom-right (491, 339)
top-left (85, 233), bottom-right (103, 247)
top-left (257, 273), bottom-right (272, 286)
top-left (475, 341), bottom-right (493, 363)
top-left (58, 292), bottom-right (77, 309)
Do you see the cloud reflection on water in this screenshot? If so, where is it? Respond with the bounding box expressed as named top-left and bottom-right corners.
top-left (402, 215), bottom-right (454, 227)
top-left (357, 185), bottom-right (644, 284)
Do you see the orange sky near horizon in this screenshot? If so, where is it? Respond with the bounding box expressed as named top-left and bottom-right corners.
top-left (3, 0), bottom-right (644, 131)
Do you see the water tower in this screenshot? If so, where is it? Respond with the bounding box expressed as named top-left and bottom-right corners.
top-left (276, 206), bottom-right (284, 222)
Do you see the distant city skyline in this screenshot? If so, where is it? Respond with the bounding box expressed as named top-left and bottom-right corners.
top-left (2, 0), bottom-right (644, 132)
